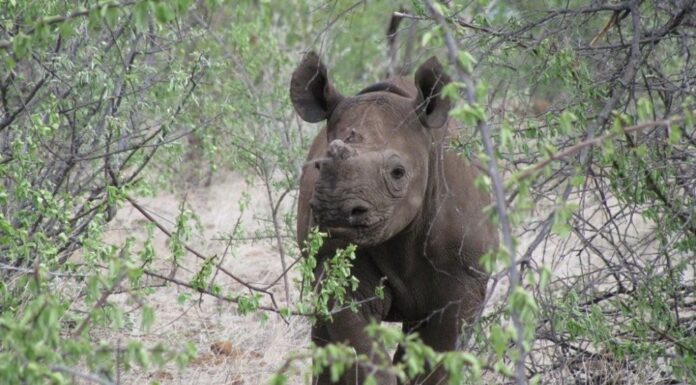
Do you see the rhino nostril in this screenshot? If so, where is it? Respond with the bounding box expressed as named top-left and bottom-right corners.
top-left (350, 205), bottom-right (369, 217)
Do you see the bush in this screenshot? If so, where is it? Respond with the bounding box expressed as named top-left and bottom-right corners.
top-left (1, 1), bottom-right (694, 384)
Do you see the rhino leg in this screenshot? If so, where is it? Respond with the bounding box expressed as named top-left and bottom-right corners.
top-left (391, 320), bottom-right (418, 366)
top-left (394, 293), bottom-right (483, 385)
top-left (311, 257), bottom-right (396, 385)
top-left (312, 309), bottom-right (396, 385)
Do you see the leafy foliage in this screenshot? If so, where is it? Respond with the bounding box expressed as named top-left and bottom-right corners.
top-left (1, 0), bottom-right (694, 384)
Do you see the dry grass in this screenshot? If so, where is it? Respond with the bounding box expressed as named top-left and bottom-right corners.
top-left (95, 171), bottom-right (310, 384)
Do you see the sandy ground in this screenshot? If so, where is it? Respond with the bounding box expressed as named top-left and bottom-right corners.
top-left (101, 171), bottom-right (310, 384)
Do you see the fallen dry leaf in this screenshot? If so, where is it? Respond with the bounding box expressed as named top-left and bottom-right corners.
top-left (211, 340), bottom-right (234, 356)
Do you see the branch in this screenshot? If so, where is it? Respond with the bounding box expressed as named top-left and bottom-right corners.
top-left (51, 365), bottom-right (115, 385)
top-left (124, 195), bottom-right (276, 300)
top-left (125, 195), bottom-right (314, 319)
top-left (72, 248), bottom-right (129, 337)
top-left (0, 1), bottom-right (138, 51)
top-left (141, 269), bottom-right (299, 315)
top-left (515, 115), bottom-right (688, 182)
top-left (392, 11), bottom-right (530, 49)
top-left (421, 0), bottom-right (526, 383)
top-left (0, 76), bottom-right (47, 131)
top-left (513, 0), bottom-right (647, 274)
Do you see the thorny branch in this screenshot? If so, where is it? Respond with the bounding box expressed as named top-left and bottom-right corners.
top-left (0, 0), bottom-right (139, 51)
top-left (50, 365), bottom-right (115, 385)
top-left (124, 195), bottom-right (280, 307)
top-left (422, 1), bottom-right (528, 384)
top-left (515, 114), bottom-right (690, 182)
top-left (417, 0), bottom-right (694, 383)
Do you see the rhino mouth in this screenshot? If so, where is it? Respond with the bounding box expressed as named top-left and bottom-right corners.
top-left (323, 222), bottom-right (384, 244)
top-left (313, 214), bottom-right (384, 241)
top-left (325, 225), bottom-right (367, 239)
top-left (318, 218), bottom-right (381, 231)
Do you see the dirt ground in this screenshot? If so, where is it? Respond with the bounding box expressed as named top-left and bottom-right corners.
top-left (102, 171), bottom-right (310, 384)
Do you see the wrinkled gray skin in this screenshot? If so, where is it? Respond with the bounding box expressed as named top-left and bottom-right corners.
top-left (290, 52), bottom-right (497, 385)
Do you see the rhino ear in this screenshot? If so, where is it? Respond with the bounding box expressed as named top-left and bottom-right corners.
top-left (290, 52), bottom-right (343, 123)
top-left (414, 56), bottom-right (452, 128)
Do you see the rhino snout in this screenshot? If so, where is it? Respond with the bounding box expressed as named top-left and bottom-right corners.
top-left (310, 197), bottom-right (374, 228)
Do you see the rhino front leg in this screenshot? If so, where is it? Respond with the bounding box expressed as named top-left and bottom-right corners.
top-left (407, 284), bottom-right (485, 385)
top-left (312, 307), bottom-right (396, 385)
top-left (393, 303), bottom-right (474, 385)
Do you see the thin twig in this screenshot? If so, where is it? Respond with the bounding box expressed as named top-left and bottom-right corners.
top-left (421, 0), bottom-right (526, 383)
top-left (514, 115), bottom-right (688, 182)
top-left (51, 365), bottom-right (115, 385)
top-left (0, 1), bottom-right (138, 51)
top-left (124, 195), bottom-right (278, 303)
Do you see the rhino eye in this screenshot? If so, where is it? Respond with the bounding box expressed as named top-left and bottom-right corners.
top-left (390, 166), bottom-right (406, 180)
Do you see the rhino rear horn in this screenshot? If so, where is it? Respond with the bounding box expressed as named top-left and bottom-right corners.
top-left (414, 56), bottom-right (452, 128)
top-left (290, 52), bottom-right (343, 123)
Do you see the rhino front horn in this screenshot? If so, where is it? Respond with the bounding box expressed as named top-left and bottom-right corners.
top-left (327, 139), bottom-right (355, 161)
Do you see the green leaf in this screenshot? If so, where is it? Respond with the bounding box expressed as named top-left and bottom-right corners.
top-left (551, 221), bottom-right (570, 238)
top-left (475, 82), bottom-right (488, 103)
top-left (500, 119), bottom-right (513, 149)
top-left (559, 111), bottom-right (577, 134)
top-left (635, 143), bottom-right (649, 157)
top-left (11, 33), bottom-right (30, 58)
top-left (431, 1), bottom-right (447, 16)
top-left (177, 292), bottom-right (191, 305)
top-left (269, 374), bottom-right (287, 385)
top-left (421, 30), bottom-right (433, 47)
top-left (530, 374), bottom-right (542, 385)
top-left (450, 104), bottom-right (486, 126)
top-left (176, 0), bottom-right (194, 12)
top-left (330, 361), bottom-right (342, 382)
top-left (668, 125), bottom-right (682, 144)
top-left (134, 1), bottom-right (150, 30)
top-left (570, 174), bottom-right (585, 187)
top-left (155, 3), bottom-right (175, 23)
top-left (539, 265), bottom-right (551, 289)
top-left (490, 324), bottom-right (508, 358)
top-left (141, 306), bottom-right (155, 331)
top-left (441, 82), bottom-right (461, 102)
top-left (458, 51), bottom-right (477, 74)
top-left (636, 98), bottom-right (653, 122)
top-left (493, 360), bottom-right (514, 377)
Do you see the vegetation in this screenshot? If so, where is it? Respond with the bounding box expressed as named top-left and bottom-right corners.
top-left (0, 0), bottom-right (693, 384)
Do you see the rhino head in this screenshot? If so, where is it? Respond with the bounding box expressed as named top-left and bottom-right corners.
top-left (290, 52), bottom-right (452, 246)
